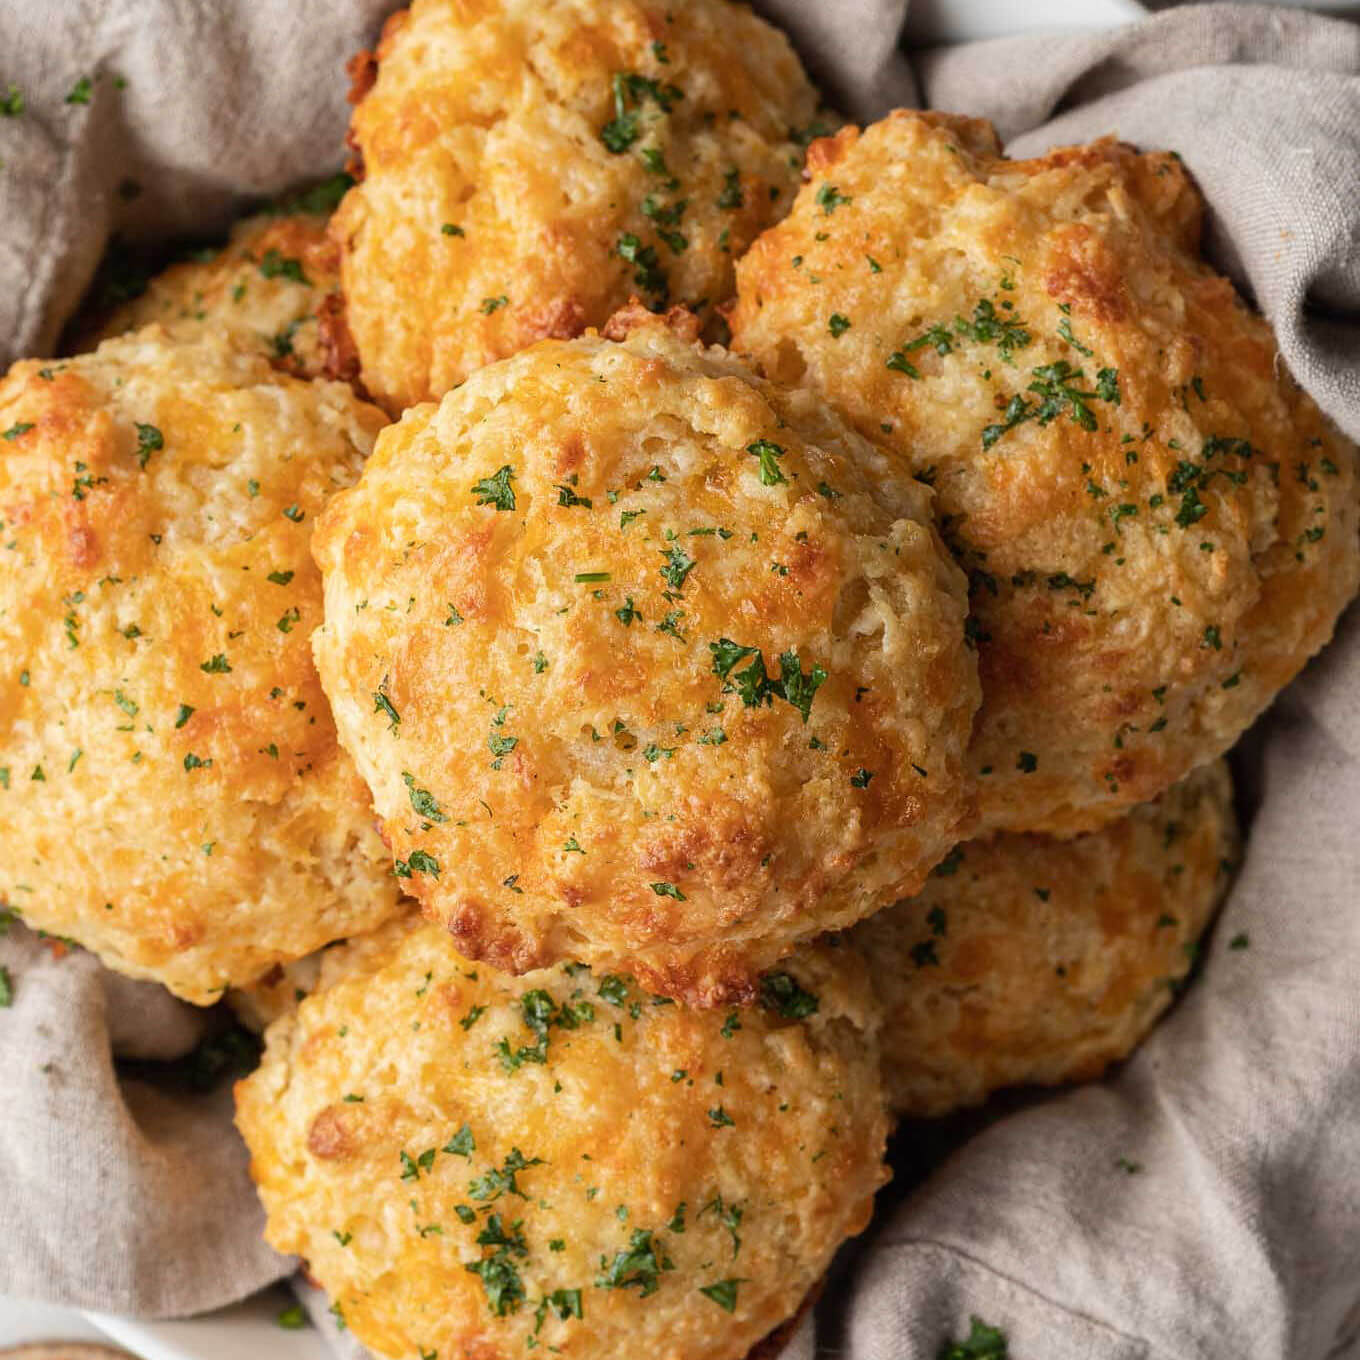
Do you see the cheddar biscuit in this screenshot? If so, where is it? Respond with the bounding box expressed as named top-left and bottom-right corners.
top-left (235, 917), bottom-right (887, 1360)
top-left (731, 112), bottom-right (1359, 835)
top-left (312, 319), bottom-right (978, 1004)
top-left (332, 0), bottom-right (825, 411)
top-left (855, 760), bottom-right (1237, 1117)
top-left (0, 328), bottom-right (399, 1002)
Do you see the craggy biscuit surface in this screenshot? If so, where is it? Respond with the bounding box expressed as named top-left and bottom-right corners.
top-left (333, 0), bottom-right (825, 412)
top-left (312, 322), bottom-right (978, 1004)
top-left (855, 760), bottom-right (1237, 1117)
top-left (89, 214), bottom-right (340, 379)
top-left (0, 328), bottom-right (399, 1003)
top-left (235, 918), bottom-right (888, 1360)
top-left (731, 111), bottom-right (1360, 835)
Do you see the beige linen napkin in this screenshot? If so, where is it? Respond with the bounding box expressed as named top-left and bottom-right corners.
top-left (1, 4), bottom-right (1358, 1359)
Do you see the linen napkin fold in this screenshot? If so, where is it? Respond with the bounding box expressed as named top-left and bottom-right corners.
top-left (0, 4), bottom-right (1358, 1359)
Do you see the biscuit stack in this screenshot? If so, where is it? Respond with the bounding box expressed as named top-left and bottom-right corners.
top-left (1, 2), bottom-right (1354, 1358)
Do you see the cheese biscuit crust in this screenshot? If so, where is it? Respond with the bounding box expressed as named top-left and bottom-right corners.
top-left (235, 918), bottom-right (888, 1360)
top-left (312, 321), bottom-right (978, 1004)
top-left (731, 112), bottom-right (1360, 835)
top-left (855, 760), bottom-right (1237, 1117)
top-left (89, 214), bottom-right (340, 380)
top-left (0, 329), bottom-right (400, 1003)
top-left (332, 0), bottom-right (825, 412)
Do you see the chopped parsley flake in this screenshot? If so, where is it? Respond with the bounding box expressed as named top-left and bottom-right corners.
top-left (259, 249), bottom-right (308, 285)
top-left (1028, 361), bottom-right (1118, 428)
top-left (1057, 317), bottom-right (1093, 355)
top-left (659, 544), bottom-right (696, 592)
top-left (373, 686), bottom-right (400, 733)
top-left (471, 465), bottom-right (516, 511)
top-left (1166, 436), bottom-right (1256, 528)
top-left (488, 707), bottom-right (519, 768)
top-left (717, 167), bottom-right (744, 209)
top-left (981, 361), bottom-right (1119, 449)
top-left (954, 299), bottom-right (1031, 364)
top-left (656, 609), bottom-right (686, 642)
top-left (465, 1233), bottom-right (526, 1317)
top-left (556, 480), bottom-right (593, 509)
top-left (981, 393), bottom-right (1032, 449)
top-left (596, 1228), bottom-right (673, 1296)
top-left (815, 183), bottom-right (851, 214)
top-left (403, 772), bottom-right (448, 823)
top-left (760, 971), bottom-right (819, 1018)
top-left (938, 1316), bottom-right (1009, 1360)
top-left (469, 1148), bottom-right (543, 1203)
top-left (534, 1288), bottom-right (584, 1333)
top-left (616, 233), bottom-right (667, 297)
top-left (708, 639), bottom-right (826, 723)
top-left (698, 1278), bottom-right (745, 1312)
top-left (393, 849), bottom-right (440, 879)
top-left (746, 439), bottom-right (787, 486)
top-left (498, 989), bottom-right (594, 1071)
top-left (444, 1123), bottom-right (476, 1156)
top-left (400, 1147), bottom-right (437, 1181)
top-left (600, 72), bottom-right (683, 153)
top-left (598, 974), bottom-right (629, 1006)
top-left (135, 422), bottom-right (163, 467)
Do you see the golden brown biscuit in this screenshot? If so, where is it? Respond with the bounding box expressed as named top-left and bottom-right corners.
top-left (730, 111), bottom-right (1360, 836)
top-left (0, 328), bottom-right (401, 1003)
top-left (332, 0), bottom-right (826, 412)
top-left (88, 214), bottom-right (339, 379)
top-left (235, 917), bottom-right (887, 1360)
top-left (855, 760), bottom-right (1237, 1117)
top-left (312, 319), bottom-right (979, 1005)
